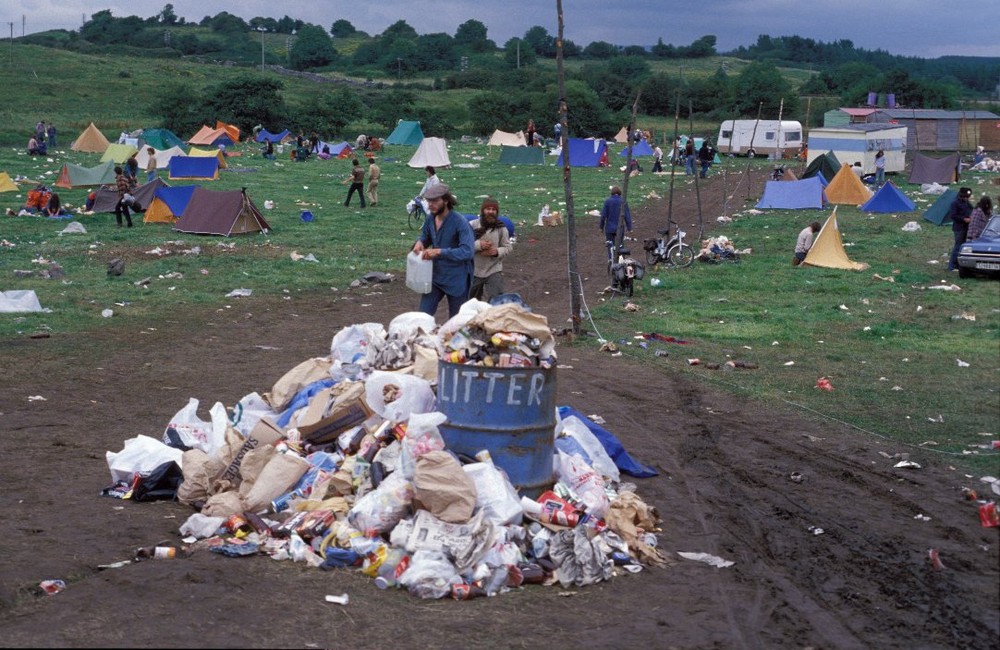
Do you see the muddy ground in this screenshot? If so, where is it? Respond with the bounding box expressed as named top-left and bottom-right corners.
top-left (1, 168), bottom-right (997, 649)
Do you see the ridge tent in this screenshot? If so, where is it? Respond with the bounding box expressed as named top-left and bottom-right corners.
top-left (187, 125), bottom-right (234, 147)
top-left (861, 182), bottom-right (916, 213)
top-left (824, 165), bottom-right (873, 205)
top-left (322, 141), bottom-right (353, 158)
top-left (557, 138), bottom-right (607, 167)
top-left (407, 137), bottom-right (451, 168)
top-left (801, 151), bottom-right (841, 182)
top-left (922, 188), bottom-right (959, 225)
top-left (0, 172), bottom-right (18, 192)
top-left (53, 161), bottom-right (116, 188)
top-left (92, 177), bottom-right (169, 213)
top-left (173, 188), bottom-right (270, 236)
top-left (499, 145), bottom-right (544, 165)
top-left (908, 152), bottom-right (960, 184)
top-left (188, 147), bottom-right (229, 169)
top-left (144, 184), bottom-right (199, 224)
top-left (613, 127), bottom-right (630, 144)
top-left (256, 129), bottom-right (292, 143)
top-left (215, 121), bottom-right (241, 143)
top-left (803, 208), bottom-right (869, 271)
top-left (139, 128), bottom-right (185, 150)
top-left (385, 120), bottom-right (424, 146)
top-left (100, 143), bottom-right (138, 164)
top-left (70, 122), bottom-right (110, 153)
top-left (488, 130), bottom-right (527, 147)
top-left (137, 145), bottom-right (185, 170)
top-left (618, 139), bottom-right (654, 157)
top-left (755, 176), bottom-right (826, 209)
top-left (168, 156), bottom-right (220, 181)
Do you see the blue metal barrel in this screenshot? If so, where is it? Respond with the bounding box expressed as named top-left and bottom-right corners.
top-left (436, 361), bottom-right (555, 499)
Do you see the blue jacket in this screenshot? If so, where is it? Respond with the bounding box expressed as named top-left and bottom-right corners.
top-left (418, 209), bottom-right (474, 297)
top-left (599, 194), bottom-right (632, 238)
top-left (948, 198), bottom-right (973, 233)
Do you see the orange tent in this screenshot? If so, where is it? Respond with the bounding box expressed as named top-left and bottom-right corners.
top-left (215, 121), bottom-right (241, 143)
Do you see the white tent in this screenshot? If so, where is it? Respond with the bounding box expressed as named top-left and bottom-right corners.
top-left (407, 137), bottom-right (451, 169)
top-left (137, 145), bottom-right (186, 170)
top-left (488, 129), bottom-right (527, 147)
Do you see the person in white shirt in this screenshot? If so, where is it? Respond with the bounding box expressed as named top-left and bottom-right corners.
top-left (794, 221), bottom-right (821, 266)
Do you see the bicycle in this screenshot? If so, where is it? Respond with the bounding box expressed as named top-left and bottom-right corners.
top-left (406, 196), bottom-right (430, 230)
top-left (606, 239), bottom-right (644, 297)
top-left (642, 220), bottom-right (695, 269)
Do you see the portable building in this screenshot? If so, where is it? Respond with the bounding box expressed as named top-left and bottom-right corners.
top-left (806, 124), bottom-right (907, 174)
top-left (716, 120), bottom-right (803, 157)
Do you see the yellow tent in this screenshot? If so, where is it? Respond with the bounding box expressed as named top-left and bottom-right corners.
top-left (824, 165), bottom-right (873, 205)
top-left (804, 208), bottom-right (870, 271)
top-left (143, 197), bottom-right (177, 224)
top-left (100, 143), bottom-right (138, 164)
top-left (0, 171), bottom-right (18, 192)
top-left (70, 122), bottom-right (111, 153)
top-left (188, 146), bottom-right (228, 169)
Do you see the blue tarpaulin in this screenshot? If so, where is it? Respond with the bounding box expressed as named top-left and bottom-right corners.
top-left (557, 405), bottom-right (658, 478)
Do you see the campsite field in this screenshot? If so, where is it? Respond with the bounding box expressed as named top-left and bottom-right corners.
top-left (0, 131), bottom-right (998, 647)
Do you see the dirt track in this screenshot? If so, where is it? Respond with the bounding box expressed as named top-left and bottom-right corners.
top-left (0, 170), bottom-right (997, 649)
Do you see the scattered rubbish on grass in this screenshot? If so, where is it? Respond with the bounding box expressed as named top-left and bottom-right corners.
top-left (956, 359), bottom-right (970, 367)
top-left (225, 288), bottom-right (252, 298)
top-left (324, 594), bottom-right (350, 605)
top-left (980, 502), bottom-right (999, 527)
top-left (927, 549), bottom-right (945, 570)
top-left (952, 312), bottom-right (976, 321)
top-left (808, 526), bottom-right (824, 536)
top-left (39, 580), bottom-right (65, 595)
top-left (914, 514), bottom-right (931, 521)
top-left (101, 309), bottom-right (113, 318)
top-left (789, 472), bottom-right (804, 483)
top-left (27, 395), bottom-right (46, 401)
top-left (894, 460), bottom-right (922, 469)
top-left (815, 377), bottom-right (834, 391)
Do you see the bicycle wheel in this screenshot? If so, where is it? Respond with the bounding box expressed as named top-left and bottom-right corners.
top-left (408, 208), bottom-right (422, 230)
top-left (645, 248), bottom-right (660, 266)
top-left (667, 244), bottom-right (695, 268)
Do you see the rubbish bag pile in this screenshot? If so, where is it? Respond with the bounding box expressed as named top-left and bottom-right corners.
top-left (104, 299), bottom-right (666, 600)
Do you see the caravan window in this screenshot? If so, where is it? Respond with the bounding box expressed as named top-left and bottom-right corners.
top-left (721, 129), bottom-right (732, 139)
top-left (785, 130), bottom-right (801, 142)
top-left (764, 131), bottom-right (776, 141)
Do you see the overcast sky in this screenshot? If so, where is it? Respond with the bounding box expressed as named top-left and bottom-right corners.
top-left (4, 0), bottom-right (999, 58)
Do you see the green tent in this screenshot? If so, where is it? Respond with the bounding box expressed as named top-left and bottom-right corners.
top-left (141, 128), bottom-right (185, 150)
top-left (922, 189), bottom-right (958, 226)
top-left (385, 120), bottom-right (424, 146)
top-left (499, 145), bottom-right (544, 165)
top-left (53, 161), bottom-right (116, 188)
top-left (802, 150), bottom-right (842, 182)
top-left (100, 143), bottom-right (138, 164)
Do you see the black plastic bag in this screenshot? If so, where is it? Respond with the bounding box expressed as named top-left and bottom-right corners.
top-left (131, 461), bottom-right (184, 502)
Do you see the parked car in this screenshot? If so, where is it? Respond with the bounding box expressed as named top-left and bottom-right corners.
top-left (957, 214), bottom-right (1000, 278)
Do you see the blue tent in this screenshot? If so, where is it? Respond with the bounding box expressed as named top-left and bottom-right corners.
top-left (618, 139), bottom-right (654, 156)
top-left (462, 213), bottom-right (516, 238)
top-left (861, 182), bottom-right (916, 213)
top-left (557, 138), bottom-right (607, 167)
top-left (256, 129), bottom-right (291, 143)
top-left (756, 176), bottom-right (826, 209)
top-left (155, 185), bottom-right (200, 215)
top-left (168, 156), bottom-right (220, 180)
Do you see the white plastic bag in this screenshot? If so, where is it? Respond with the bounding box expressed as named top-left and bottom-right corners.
top-left (463, 461), bottom-right (523, 525)
top-left (163, 398), bottom-right (229, 455)
top-left (399, 411), bottom-right (447, 480)
top-left (329, 323), bottom-right (386, 381)
top-left (347, 470), bottom-right (414, 534)
top-left (230, 392), bottom-right (277, 437)
top-left (554, 450), bottom-right (610, 518)
top-left (556, 415), bottom-right (621, 483)
top-left (364, 370), bottom-right (436, 423)
top-left (387, 311), bottom-right (437, 340)
top-left (106, 435), bottom-right (184, 484)
top-left (398, 549), bottom-right (460, 599)
top-left (178, 513), bottom-right (226, 539)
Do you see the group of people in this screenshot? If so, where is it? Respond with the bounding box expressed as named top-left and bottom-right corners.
top-left (947, 187), bottom-right (995, 271)
top-left (410, 179), bottom-right (513, 319)
top-left (342, 157), bottom-right (381, 208)
top-left (27, 121), bottom-right (57, 155)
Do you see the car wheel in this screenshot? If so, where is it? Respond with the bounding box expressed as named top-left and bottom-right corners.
top-left (957, 267), bottom-right (971, 279)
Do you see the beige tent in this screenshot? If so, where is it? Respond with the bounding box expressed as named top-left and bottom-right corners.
top-left (781, 168), bottom-right (798, 181)
top-left (824, 165), bottom-right (873, 205)
top-left (188, 146), bottom-right (229, 169)
top-left (613, 127), bottom-right (629, 144)
top-left (487, 129), bottom-right (527, 147)
top-left (137, 145), bottom-right (185, 170)
top-left (804, 208), bottom-right (870, 271)
top-left (0, 172), bottom-right (18, 193)
top-left (100, 143), bottom-right (138, 164)
top-left (70, 122), bottom-right (111, 153)
top-left (407, 137), bottom-right (451, 169)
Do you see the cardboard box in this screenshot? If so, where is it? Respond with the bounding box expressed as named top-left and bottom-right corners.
top-left (298, 383), bottom-right (373, 445)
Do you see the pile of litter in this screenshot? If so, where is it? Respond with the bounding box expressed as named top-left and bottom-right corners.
top-left (103, 299), bottom-right (666, 600)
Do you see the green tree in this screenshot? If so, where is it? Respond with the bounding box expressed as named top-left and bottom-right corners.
top-left (651, 38), bottom-right (676, 58)
top-left (331, 19), bottom-right (356, 38)
top-left (455, 19), bottom-right (493, 53)
top-left (685, 35), bottom-right (717, 58)
top-left (201, 76), bottom-right (288, 134)
top-left (640, 73), bottom-right (681, 116)
top-left (289, 24), bottom-right (336, 70)
top-left (558, 79), bottom-right (616, 137)
top-left (583, 41), bottom-right (619, 58)
top-left (523, 26), bottom-right (556, 58)
top-left (293, 87), bottom-right (362, 136)
top-left (608, 56), bottom-right (651, 84)
top-left (158, 4), bottom-right (177, 25)
top-left (731, 61), bottom-right (798, 117)
top-left (412, 33), bottom-right (459, 71)
top-left (202, 12), bottom-right (248, 34)
top-left (382, 20), bottom-right (418, 43)
top-left (504, 38), bottom-right (536, 67)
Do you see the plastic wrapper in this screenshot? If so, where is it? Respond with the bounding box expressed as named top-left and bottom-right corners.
top-left (162, 398), bottom-right (230, 456)
top-left (106, 435), bottom-right (184, 484)
top-left (364, 371), bottom-right (436, 423)
top-left (463, 461), bottom-right (523, 525)
top-left (328, 323), bottom-right (386, 382)
top-left (398, 549), bottom-right (461, 600)
top-left (556, 414), bottom-right (621, 483)
top-left (178, 513), bottom-right (226, 539)
top-left (399, 411), bottom-right (447, 480)
top-left (347, 470), bottom-right (414, 534)
top-left (230, 392), bottom-right (278, 438)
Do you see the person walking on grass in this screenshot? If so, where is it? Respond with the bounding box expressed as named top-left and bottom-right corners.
top-left (366, 158), bottom-right (381, 207)
top-left (113, 166), bottom-right (134, 228)
top-left (145, 147), bottom-right (158, 183)
top-left (343, 158), bottom-right (366, 208)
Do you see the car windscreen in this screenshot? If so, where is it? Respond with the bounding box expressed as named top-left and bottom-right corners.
top-left (981, 215), bottom-right (1000, 239)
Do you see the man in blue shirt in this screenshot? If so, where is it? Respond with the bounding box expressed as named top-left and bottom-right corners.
top-left (599, 186), bottom-right (632, 247)
top-left (947, 187), bottom-right (974, 271)
top-left (412, 183), bottom-right (474, 319)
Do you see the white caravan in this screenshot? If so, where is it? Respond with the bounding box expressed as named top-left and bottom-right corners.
top-left (716, 120), bottom-right (803, 157)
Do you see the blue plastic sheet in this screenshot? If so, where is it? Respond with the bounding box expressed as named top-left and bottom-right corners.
top-left (557, 405), bottom-right (658, 478)
top-left (276, 378), bottom-right (337, 428)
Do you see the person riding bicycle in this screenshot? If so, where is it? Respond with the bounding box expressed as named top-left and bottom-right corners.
top-left (599, 186), bottom-right (632, 256)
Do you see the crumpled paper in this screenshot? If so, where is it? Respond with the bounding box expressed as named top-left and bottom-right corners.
top-left (604, 491), bottom-right (669, 567)
top-left (549, 527), bottom-right (614, 587)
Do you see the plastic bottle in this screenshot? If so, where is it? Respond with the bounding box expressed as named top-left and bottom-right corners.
top-left (135, 545), bottom-right (183, 560)
top-left (483, 566), bottom-right (509, 596)
top-left (375, 548), bottom-right (409, 588)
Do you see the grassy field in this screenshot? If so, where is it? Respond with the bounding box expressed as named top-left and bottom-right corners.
top-left (0, 42), bottom-right (997, 475)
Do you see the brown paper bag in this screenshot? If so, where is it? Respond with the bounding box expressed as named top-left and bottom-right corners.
top-left (413, 450), bottom-right (478, 523)
top-left (176, 448), bottom-right (227, 505)
top-left (201, 490), bottom-right (247, 518)
top-left (264, 357), bottom-right (332, 411)
top-left (242, 452), bottom-right (310, 513)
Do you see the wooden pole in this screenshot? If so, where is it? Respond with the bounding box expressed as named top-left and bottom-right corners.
top-left (555, 0), bottom-right (582, 335)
